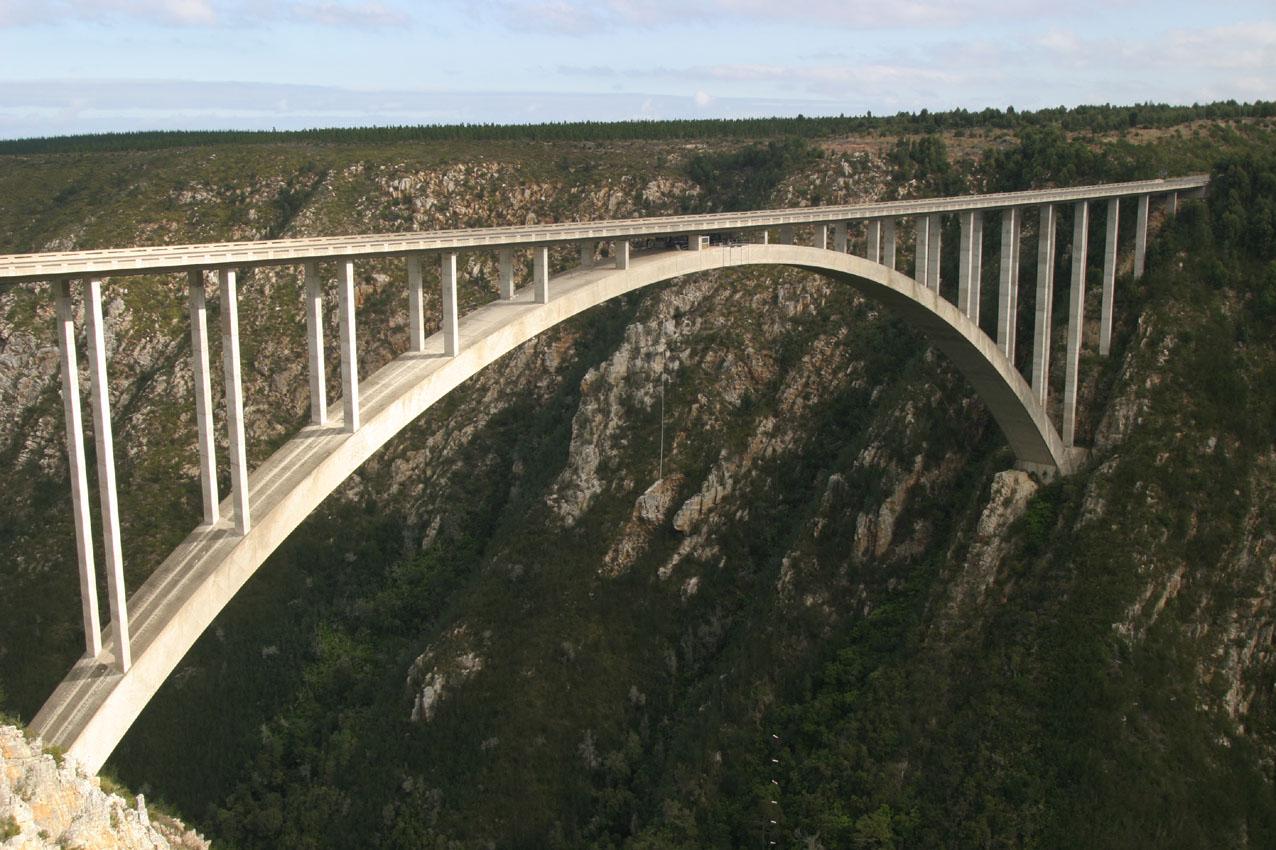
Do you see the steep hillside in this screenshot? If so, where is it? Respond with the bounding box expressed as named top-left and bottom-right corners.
top-left (1, 120), bottom-right (1274, 848)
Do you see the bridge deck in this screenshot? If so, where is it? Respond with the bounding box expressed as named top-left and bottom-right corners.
top-left (0, 176), bottom-right (1207, 284)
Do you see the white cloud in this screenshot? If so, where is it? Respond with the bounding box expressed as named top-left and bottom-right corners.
top-left (693, 89), bottom-right (712, 107)
top-left (1029, 21), bottom-right (1276, 77)
top-left (552, 15), bottom-right (1276, 108)
top-left (0, 79), bottom-right (832, 138)
top-left (469, 0), bottom-right (1136, 34)
top-left (559, 61), bottom-right (966, 98)
top-left (0, 0), bottom-right (409, 28)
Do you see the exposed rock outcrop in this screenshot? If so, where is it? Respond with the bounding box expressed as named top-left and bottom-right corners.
top-left (945, 469), bottom-right (1038, 617)
top-left (406, 627), bottom-right (486, 723)
top-left (0, 726), bottom-right (208, 850)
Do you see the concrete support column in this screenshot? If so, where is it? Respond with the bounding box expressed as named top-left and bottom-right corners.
top-left (498, 248), bottom-right (515, 299)
top-left (813, 224), bottom-right (827, 250)
top-left (882, 219), bottom-right (897, 270)
top-left (614, 239), bottom-right (630, 270)
top-left (971, 212), bottom-right (983, 325)
top-left (757, 230), bottom-right (769, 245)
top-left (997, 208), bottom-right (1021, 360)
top-left (54, 280), bottom-right (102, 659)
top-left (533, 247), bottom-right (550, 303)
top-left (187, 271), bottom-right (220, 525)
top-left (406, 255), bottom-right (425, 352)
top-left (914, 216), bottom-right (930, 288)
top-left (1031, 204), bottom-right (1057, 406)
top-left (959, 210), bottom-right (986, 321)
top-left (336, 260), bottom-right (360, 433)
top-left (441, 251), bottom-right (459, 357)
top-left (926, 214), bottom-right (942, 292)
top-left (959, 211), bottom-right (976, 316)
top-left (832, 222), bottom-right (848, 253)
top-left (1165, 192), bottom-right (1178, 217)
top-left (778, 225), bottom-right (794, 245)
top-left (687, 233), bottom-right (705, 251)
top-left (1134, 194), bottom-right (1150, 279)
top-left (1099, 198), bottom-right (1120, 356)
top-left (304, 263), bottom-right (330, 423)
top-left (85, 279), bottom-right (131, 672)
top-left (866, 219), bottom-right (882, 264)
top-left (1063, 201), bottom-right (1089, 447)
top-left (218, 270), bottom-right (251, 538)
top-left (579, 240), bottom-right (594, 268)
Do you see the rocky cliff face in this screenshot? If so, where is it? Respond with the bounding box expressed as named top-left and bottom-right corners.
top-left (0, 726), bottom-right (207, 850)
top-left (1, 131), bottom-right (1274, 848)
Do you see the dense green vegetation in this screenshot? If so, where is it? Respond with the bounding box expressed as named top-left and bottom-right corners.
top-left (2, 105), bottom-right (1274, 848)
top-left (687, 139), bottom-right (821, 211)
top-left (1, 100), bottom-right (1272, 156)
top-left (696, 148), bottom-right (1276, 850)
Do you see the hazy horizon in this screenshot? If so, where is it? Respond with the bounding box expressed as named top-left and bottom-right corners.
top-left (2, 0), bottom-right (1273, 140)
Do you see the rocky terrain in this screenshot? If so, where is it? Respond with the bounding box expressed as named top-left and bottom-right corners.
top-left (0, 120), bottom-right (1273, 847)
top-left (0, 725), bottom-right (207, 849)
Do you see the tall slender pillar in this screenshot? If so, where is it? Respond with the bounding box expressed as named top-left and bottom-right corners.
top-left (579, 240), bottom-right (594, 267)
top-left (997, 208), bottom-right (1021, 359)
top-left (926, 214), bottom-right (942, 292)
top-left (1099, 198), bottom-right (1120, 356)
top-left (914, 216), bottom-right (930, 288)
top-left (1165, 192), bottom-right (1178, 217)
top-left (218, 270), bottom-right (251, 536)
top-left (406, 255), bottom-right (425, 352)
top-left (533, 247), bottom-right (550, 303)
top-left (1031, 204), bottom-right (1057, 406)
top-left (1063, 201), bottom-right (1089, 447)
top-left (55, 280), bottom-right (102, 659)
top-left (778, 225), bottom-right (794, 245)
top-left (498, 248), bottom-right (515, 299)
top-left (832, 222), bottom-right (848, 253)
top-left (971, 211), bottom-right (983, 326)
top-left (865, 220), bottom-right (882, 263)
top-left (1133, 194), bottom-right (1150, 279)
top-left (188, 271), bottom-right (219, 524)
top-left (441, 251), bottom-right (459, 357)
top-left (959, 211), bottom-right (976, 316)
top-left (813, 224), bottom-right (827, 250)
top-left (882, 219), bottom-right (897, 270)
top-left (614, 240), bottom-right (630, 270)
top-left (303, 262), bottom-right (330, 424)
top-left (336, 260), bottom-right (360, 433)
top-left (85, 278), bottom-right (131, 672)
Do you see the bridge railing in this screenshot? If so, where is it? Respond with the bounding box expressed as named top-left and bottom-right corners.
top-left (0, 176), bottom-right (1208, 672)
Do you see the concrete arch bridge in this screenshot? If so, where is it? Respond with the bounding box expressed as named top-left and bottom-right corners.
top-left (0, 175), bottom-right (1207, 773)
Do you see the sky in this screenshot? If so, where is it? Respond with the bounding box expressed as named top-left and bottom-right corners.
top-left (0, 0), bottom-right (1273, 139)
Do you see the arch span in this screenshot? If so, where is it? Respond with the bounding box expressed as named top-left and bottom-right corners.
top-left (31, 242), bottom-right (1068, 772)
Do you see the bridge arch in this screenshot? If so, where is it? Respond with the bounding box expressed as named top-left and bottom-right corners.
top-left (31, 241), bottom-right (1068, 772)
